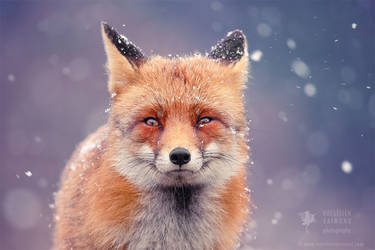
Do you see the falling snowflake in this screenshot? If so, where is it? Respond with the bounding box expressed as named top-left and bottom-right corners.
top-left (341, 160), bottom-right (353, 174)
top-left (286, 38), bottom-right (296, 50)
top-left (250, 50), bottom-right (263, 62)
top-left (8, 74), bottom-right (15, 82)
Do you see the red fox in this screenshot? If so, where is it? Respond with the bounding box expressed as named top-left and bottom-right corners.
top-left (54, 22), bottom-right (251, 250)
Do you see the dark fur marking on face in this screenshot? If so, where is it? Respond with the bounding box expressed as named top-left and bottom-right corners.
top-left (103, 22), bottom-right (146, 67)
top-left (160, 185), bottom-right (204, 214)
top-left (208, 30), bottom-right (245, 63)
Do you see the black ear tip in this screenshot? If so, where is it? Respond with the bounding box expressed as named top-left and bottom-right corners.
top-left (226, 30), bottom-right (246, 43)
top-left (101, 22), bottom-right (146, 67)
top-left (208, 29), bottom-right (247, 63)
top-left (101, 22), bottom-right (115, 37)
top-left (225, 30), bottom-right (246, 49)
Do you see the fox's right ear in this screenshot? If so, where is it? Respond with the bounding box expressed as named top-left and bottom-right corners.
top-left (101, 22), bottom-right (146, 94)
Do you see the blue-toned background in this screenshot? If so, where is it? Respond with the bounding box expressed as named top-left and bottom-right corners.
top-left (1, 1), bottom-right (374, 249)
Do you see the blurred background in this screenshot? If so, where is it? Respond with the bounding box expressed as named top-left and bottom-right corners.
top-left (0, 0), bottom-right (374, 249)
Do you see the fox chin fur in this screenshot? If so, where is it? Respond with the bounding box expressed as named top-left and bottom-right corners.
top-left (53, 22), bottom-right (251, 250)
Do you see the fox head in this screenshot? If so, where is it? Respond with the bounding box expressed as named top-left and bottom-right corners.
top-left (102, 23), bottom-right (249, 190)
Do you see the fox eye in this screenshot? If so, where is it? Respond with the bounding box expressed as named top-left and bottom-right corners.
top-left (144, 117), bottom-right (160, 127)
top-left (197, 117), bottom-right (213, 127)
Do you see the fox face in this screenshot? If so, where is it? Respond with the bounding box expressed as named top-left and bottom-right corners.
top-left (102, 23), bottom-right (249, 190)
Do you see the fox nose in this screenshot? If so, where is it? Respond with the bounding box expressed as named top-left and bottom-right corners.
top-left (169, 147), bottom-right (191, 166)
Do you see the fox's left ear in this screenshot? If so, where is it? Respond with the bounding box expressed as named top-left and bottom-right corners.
top-left (101, 22), bottom-right (146, 94)
top-left (208, 30), bottom-right (249, 79)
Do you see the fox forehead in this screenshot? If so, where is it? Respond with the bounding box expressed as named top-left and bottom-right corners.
top-left (139, 56), bottom-right (245, 91)
top-left (112, 56), bottom-right (246, 121)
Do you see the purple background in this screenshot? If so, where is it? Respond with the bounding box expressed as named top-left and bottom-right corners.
top-left (0, 1), bottom-right (374, 249)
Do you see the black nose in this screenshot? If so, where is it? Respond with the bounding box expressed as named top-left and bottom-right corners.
top-left (169, 147), bottom-right (191, 166)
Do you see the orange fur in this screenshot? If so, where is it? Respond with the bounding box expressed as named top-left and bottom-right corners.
top-left (54, 24), bottom-right (251, 250)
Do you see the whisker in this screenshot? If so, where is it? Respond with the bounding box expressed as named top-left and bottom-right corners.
top-left (202, 151), bottom-right (241, 164)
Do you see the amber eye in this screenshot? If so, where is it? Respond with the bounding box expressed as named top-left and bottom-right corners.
top-left (144, 117), bottom-right (160, 127)
top-left (197, 117), bottom-right (213, 127)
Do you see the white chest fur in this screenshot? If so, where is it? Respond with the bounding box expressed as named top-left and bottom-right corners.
top-left (119, 186), bottom-right (222, 250)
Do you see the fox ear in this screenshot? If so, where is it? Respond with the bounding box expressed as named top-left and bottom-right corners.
top-left (208, 30), bottom-right (249, 83)
top-left (101, 22), bottom-right (146, 94)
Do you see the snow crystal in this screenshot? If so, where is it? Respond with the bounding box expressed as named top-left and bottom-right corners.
top-left (271, 219), bottom-right (278, 225)
top-left (244, 187), bottom-right (251, 194)
top-left (291, 59), bottom-right (310, 79)
top-left (250, 50), bottom-right (263, 62)
top-left (70, 164), bottom-right (76, 171)
top-left (341, 160), bottom-right (353, 174)
top-left (351, 23), bottom-right (357, 29)
top-left (257, 23), bottom-right (272, 37)
top-left (286, 38), bottom-right (296, 50)
top-left (334, 39), bottom-right (339, 43)
top-left (266, 178), bottom-right (273, 185)
top-left (79, 142), bottom-right (96, 155)
top-left (120, 35), bottom-right (129, 42)
top-left (332, 106), bottom-right (338, 111)
top-left (15, 174), bottom-right (20, 179)
top-left (366, 86), bottom-right (371, 89)
top-left (304, 83), bottom-right (317, 97)
top-left (25, 171), bottom-right (32, 177)
top-left (277, 111), bottom-right (288, 122)
top-left (105, 108), bottom-right (111, 113)
top-left (111, 92), bottom-right (117, 98)
top-left (8, 74), bottom-right (15, 82)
